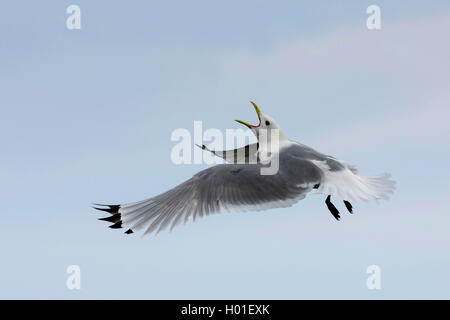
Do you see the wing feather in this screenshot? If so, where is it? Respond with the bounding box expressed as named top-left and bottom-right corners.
top-left (95, 150), bottom-right (323, 235)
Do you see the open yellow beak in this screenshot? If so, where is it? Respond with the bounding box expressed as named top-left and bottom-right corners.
top-left (235, 101), bottom-right (262, 128)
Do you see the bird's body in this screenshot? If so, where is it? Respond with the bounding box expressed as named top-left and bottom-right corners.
top-left (94, 102), bottom-right (395, 235)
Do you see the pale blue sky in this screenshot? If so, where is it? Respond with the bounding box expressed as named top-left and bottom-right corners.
top-left (1, 1), bottom-right (449, 299)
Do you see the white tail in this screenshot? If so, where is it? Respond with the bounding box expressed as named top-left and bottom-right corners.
top-left (316, 168), bottom-right (396, 203)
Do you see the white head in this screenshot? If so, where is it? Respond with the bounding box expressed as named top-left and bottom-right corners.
top-left (235, 101), bottom-right (287, 146)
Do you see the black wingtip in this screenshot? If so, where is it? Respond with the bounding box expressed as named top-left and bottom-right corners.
top-left (109, 221), bottom-right (123, 229)
top-left (195, 144), bottom-right (207, 150)
top-left (343, 200), bottom-right (353, 214)
top-left (92, 204), bottom-right (120, 214)
top-left (92, 203), bottom-right (120, 208)
top-left (98, 213), bottom-right (121, 223)
top-left (93, 203), bottom-right (135, 235)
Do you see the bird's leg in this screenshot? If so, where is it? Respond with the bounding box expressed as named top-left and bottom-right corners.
top-left (325, 195), bottom-right (340, 221)
top-left (343, 200), bottom-right (353, 214)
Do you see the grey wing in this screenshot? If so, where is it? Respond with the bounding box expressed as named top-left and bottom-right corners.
top-left (285, 142), bottom-right (348, 172)
top-left (94, 153), bottom-right (322, 235)
top-left (196, 143), bottom-right (259, 164)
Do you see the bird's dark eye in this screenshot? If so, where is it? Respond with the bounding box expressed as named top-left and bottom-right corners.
top-left (265, 120), bottom-right (270, 126)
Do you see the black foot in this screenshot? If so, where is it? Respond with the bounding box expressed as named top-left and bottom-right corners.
top-left (343, 200), bottom-right (353, 214)
top-left (325, 195), bottom-right (340, 221)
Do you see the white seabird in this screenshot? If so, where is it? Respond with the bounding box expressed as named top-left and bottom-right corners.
top-left (94, 102), bottom-right (395, 235)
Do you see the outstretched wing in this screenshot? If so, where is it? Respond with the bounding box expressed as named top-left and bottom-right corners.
top-left (94, 152), bottom-right (323, 235)
top-left (197, 143), bottom-right (259, 164)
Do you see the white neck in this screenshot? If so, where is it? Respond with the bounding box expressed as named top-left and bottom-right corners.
top-left (257, 128), bottom-right (288, 154)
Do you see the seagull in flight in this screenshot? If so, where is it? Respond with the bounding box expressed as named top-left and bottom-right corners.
top-left (94, 102), bottom-right (395, 235)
